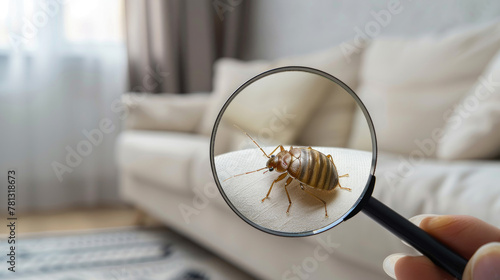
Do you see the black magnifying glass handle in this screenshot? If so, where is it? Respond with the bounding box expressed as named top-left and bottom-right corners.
top-left (361, 195), bottom-right (468, 279)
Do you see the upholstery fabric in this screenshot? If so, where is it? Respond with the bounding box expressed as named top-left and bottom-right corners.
top-left (117, 130), bottom-right (208, 194)
top-left (349, 21), bottom-right (500, 156)
top-left (437, 50), bottom-right (500, 159)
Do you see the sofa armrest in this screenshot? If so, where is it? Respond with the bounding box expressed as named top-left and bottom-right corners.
top-left (375, 153), bottom-right (500, 227)
top-left (122, 92), bottom-right (210, 133)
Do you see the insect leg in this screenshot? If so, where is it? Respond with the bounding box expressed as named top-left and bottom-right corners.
top-left (300, 184), bottom-right (329, 217)
top-left (327, 154), bottom-right (351, 191)
top-left (261, 172), bottom-right (287, 202)
top-left (268, 145), bottom-right (286, 156)
top-left (336, 184), bottom-right (351, 191)
top-left (284, 177), bottom-right (294, 213)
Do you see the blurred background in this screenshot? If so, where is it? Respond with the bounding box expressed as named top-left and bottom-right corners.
top-left (1, 1), bottom-right (500, 279)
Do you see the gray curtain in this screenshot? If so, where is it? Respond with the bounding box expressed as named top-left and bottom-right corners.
top-left (125, 0), bottom-right (244, 93)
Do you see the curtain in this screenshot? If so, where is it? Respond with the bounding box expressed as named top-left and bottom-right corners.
top-left (125, 0), bottom-right (243, 93)
top-left (0, 0), bottom-right (127, 211)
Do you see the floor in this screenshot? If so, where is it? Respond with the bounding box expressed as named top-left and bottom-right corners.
top-left (0, 208), bottom-right (255, 280)
top-left (1, 206), bottom-right (162, 236)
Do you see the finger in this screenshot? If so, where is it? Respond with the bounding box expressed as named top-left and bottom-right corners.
top-left (388, 254), bottom-right (456, 280)
top-left (463, 242), bottom-right (500, 280)
top-left (416, 215), bottom-right (500, 259)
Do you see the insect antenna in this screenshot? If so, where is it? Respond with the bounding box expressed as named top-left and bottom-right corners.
top-left (233, 124), bottom-right (270, 158)
top-left (223, 167), bottom-right (268, 182)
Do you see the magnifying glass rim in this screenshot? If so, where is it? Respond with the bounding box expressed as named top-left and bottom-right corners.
top-left (209, 66), bottom-right (378, 237)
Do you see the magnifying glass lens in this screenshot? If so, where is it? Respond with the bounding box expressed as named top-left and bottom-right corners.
top-left (211, 68), bottom-right (376, 236)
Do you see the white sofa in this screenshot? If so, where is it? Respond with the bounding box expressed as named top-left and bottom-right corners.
top-left (116, 7), bottom-right (500, 280)
top-left (116, 104), bottom-right (500, 280)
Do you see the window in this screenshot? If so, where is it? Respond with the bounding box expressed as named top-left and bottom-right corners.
top-left (0, 0), bottom-right (124, 51)
top-left (64, 0), bottom-right (124, 44)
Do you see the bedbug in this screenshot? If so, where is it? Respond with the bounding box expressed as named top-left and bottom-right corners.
top-left (224, 126), bottom-right (351, 217)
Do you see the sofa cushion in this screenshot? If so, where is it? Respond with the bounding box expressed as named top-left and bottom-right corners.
top-left (217, 70), bottom-right (337, 155)
top-left (437, 49), bottom-right (500, 160)
top-left (198, 42), bottom-right (365, 149)
top-left (373, 153), bottom-right (500, 226)
top-left (122, 92), bottom-right (209, 133)
top-left (348, 20), bottom-right (500, 156)
top-left (116, 130), bottom-right (209, 194)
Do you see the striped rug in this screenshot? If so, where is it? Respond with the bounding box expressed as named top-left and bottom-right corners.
top-left (0, 227), bottom-right (254, 280)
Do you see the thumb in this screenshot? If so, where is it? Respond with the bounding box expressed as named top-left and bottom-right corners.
top-left (463, 242), bottom-right (500, 280)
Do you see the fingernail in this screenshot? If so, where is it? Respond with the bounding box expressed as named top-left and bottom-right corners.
top-left (404, 214), bottom-right (439, 250)
top-left (409, 214), bottom-right (438, 227)
top-left (383, 253), bottom-right (406, 279)
top-left (471, 242), bottom-right (500, 280)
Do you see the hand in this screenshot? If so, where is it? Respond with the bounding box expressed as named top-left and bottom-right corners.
top-left (383, 215), bottom-right (500, 280)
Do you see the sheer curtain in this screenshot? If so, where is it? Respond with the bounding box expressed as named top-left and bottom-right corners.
top-left (0, 0), bottom-right (127, 211)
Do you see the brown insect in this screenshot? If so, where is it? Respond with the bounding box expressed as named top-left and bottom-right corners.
top-left (224, 126), bottom-right (351, 217)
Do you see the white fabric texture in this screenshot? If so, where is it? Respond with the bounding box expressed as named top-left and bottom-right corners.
top-left (199, 43), bottom-right (364, 148)
top-left (348, 20), bottom-right (500, 156)
top-left (437, 50), bottom-right (500, 160)
top-left (116, 130), bottom-right (208, 194)
top-left (214, 147), bottom-right (372, 233)
top-left (122, 93), bottom-right (209, 133)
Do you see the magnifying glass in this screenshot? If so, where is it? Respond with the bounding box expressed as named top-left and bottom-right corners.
top-left (209, 66), bottom-right (467, 279)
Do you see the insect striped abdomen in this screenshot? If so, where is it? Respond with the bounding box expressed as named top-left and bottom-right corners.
top-left (292, 148), bottom-right (338, 191)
